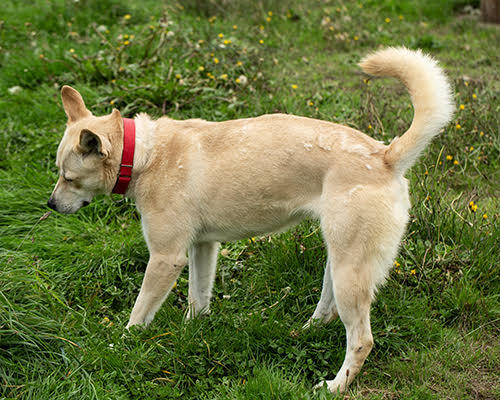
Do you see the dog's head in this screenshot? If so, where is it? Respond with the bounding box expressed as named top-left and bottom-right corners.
top-left (48, 86), bottom-right (123, 214)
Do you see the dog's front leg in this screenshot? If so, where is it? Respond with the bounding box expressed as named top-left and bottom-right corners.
top-left (187, 241), bottom-right (220, 319)
top-left (126, 252), bottom-right (187, 328)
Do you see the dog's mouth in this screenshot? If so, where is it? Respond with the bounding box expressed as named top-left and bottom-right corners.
top-left (47, 198), bottom-right (91, 213)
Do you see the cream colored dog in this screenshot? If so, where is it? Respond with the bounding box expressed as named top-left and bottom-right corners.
top-left (48, 47), bottom-right (453, 392)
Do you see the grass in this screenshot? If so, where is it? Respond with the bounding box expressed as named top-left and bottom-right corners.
top-left (1, 0), bottom-right (499, 398)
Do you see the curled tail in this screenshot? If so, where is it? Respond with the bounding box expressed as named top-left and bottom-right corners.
top-left (359, 47), bottom-right (454, 174)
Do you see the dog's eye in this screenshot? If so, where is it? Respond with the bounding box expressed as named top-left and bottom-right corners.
top-left (63, 176), bottom-right (73, 182)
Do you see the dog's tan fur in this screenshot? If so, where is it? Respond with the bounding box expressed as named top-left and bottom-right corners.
top-left (49, 47), bottom-right (453, 392)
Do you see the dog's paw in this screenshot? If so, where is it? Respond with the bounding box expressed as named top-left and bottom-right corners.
top-left (313, 379), bottom-right (346, 394)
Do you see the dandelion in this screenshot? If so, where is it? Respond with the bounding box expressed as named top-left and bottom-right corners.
top-left (470, 146), bottom-right (474, 151)
top-left (213, 57), bottom-right (219, 64)
top-left (223, 39), bottom-right (232, 45)
top-left (385, 17), bottom-right (391, 23)
top-left (410, 269), bottom-right (416, 275)
top-left (69, 48), bottom-right (75, 53)
top-left (479, 131), bottom-right (484, 137)
top-left (368, 124), bottom-right (372, 129)
top-left (235, 77), bottom-right (241, 83)
top-left (220, 73), bottom-right (228, 80)
top-left (446, 155), bottom-right (453, 161)
top-left (198, 39), bottom-right (205, 44)
top-left (465, 81), bottom-right (469, 86)
top-left (472, 94), bottom-right (477, 99)
top-left (198, 66), bottom-right (205, 71)
top-left (39, 54), bottom-right (45, 59)
top-left (175, 73), bottom-right (181, 79)
top-left (259, 39), bottom-right (264, 44)
top-left (453, 160), bottom-right (459, 165)
top-left (459, 104), bottom-right (465, 110)
top-left (469, 201), bottom-right (478, 213)
top-left (123, 40), bottom-right (130, 45)
top-left (482, 213), bottom-right (488, 219)
top-left (456, 123), bottom-right (461, 129)
top-left (424, 170), bottom-right (429, 176)
top-left (399, 15), bottom-right (404, 20)
top-left (124, 14), bottom-right (131, 20)
top-left (268, 11), bottom-right (273, 16)
top-left (236, 61), bottom-right (243, 67)
top-left (266, 17), bottom-right (271, 22)
top-left (233, 25), bottom-right (238, 30)
top-left (123, 34), bottom-right (129, 39)
top-left (291, 84), bottom-right (298, 89)
top-left (394, 261), bottom-right (400, 267)
top-left (426, 195), bottom-right (431, 201)
top-left (218, 33), bottom-right (224, 38)
top-left (354, 36), bottom-right (359, 41)
top-left (308, 101), bottom-right (314, 106)
top-left (110, 100), bottom-right (115, 105)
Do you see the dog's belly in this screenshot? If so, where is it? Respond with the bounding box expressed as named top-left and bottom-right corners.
top-left (196, 208), bottom-right (311, 242)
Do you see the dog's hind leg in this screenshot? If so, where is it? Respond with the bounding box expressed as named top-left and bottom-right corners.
top-left (303, 257), bottom-right (338, 329)
top-left (187, 241), bottom-right (220, 319)
top-left (315, 254), bottom-right (375, 393)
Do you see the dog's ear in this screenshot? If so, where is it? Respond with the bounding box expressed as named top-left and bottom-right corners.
top-left (61, 86), bottom-right (91, 123)
top-left (78, 129), bottom-right (111, 159)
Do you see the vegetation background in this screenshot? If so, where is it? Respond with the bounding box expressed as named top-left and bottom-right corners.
top-left (1, 0), bottom-right (498, 399)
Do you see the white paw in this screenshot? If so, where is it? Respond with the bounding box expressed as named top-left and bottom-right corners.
top-left (314, 379), bottom-right (346, 394)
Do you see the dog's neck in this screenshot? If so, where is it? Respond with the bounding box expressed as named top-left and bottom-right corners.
top-left (119, 113), bottom-right (155, 196)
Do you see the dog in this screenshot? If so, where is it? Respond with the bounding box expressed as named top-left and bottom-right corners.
top-left (48, 47), bottom-right (453, 392)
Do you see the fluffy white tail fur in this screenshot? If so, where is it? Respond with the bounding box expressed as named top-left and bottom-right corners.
top-left (359, 47), bottom-right (454, 174)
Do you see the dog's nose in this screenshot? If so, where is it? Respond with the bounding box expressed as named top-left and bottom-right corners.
top-left (82, 201), bottom-right (90, 207)
top-left (47, 197), bottom-right (57, 211)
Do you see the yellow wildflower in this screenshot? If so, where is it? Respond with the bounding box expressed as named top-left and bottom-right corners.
top-left (69, 48), bottom-right (75, 53)
top-left (291, 84), bottom-right (298, 89)
top-left (456, 123), bottom-right (461, 129)
top-left (424, 170), bottom-right (429, 176)
top-left (479, 131), bottom-right (484, 137)
top-left (223, 39), bottom-right (232, 45)
top-left (394, 261), bottom-right (400, 267)
top-left (39, 54), bottom-right (45, 59)
top-left (472, 94), bottom-right (477, 99)
top-left (233, 25), bottom-right (238, 30)
top-left (220, 73), bottom-right (228, 80)
top-left (482, 213), bottom-right (488, 219)
top-left (123, 40), bottom-right (130, 45)
top-left (446, 155), bottom-right (453, 161)
top-left (213, 57), bottom-right (219, 64)
top-left (110, 100), bottom-right (115, 105)
top-left (266, 17), bottom-right (271, 22)
top-left (268, 11), bottom-right (273, 16)
top-left (236, 61), bottom-right (243, 67)
top-left (175, 74), bottom-right (181, 79)
top-left (218, 33), bottom-right (224, 38)
top-left (235, 77), bottom-right (241, 83)
top-left (368, 124), bottom-right (372, 129)
top-left (459, 104), bottom-right (465, 110)
top-left (259, 25), bottom-right (265, 31)
top-left (470, 146), bottom-right (474, 151)
top-left (410, 269), bottom-right (416, 275)
top-left (123, 34), bottom-right (129, 39)
top-left (399, 15), bottom-right (404, 20)
top-left (124, 14), bottom-right (131, 20)
top-left (259, 39), bottom-right (264, 44)
top-left (308, 101), bottom-right (314, 106)
top-left (453, 160), bottom-right (459, 165)
top-left (385, 17), bottom-right (391, 23)
top-left (198, 66), bottom-right (205, 71)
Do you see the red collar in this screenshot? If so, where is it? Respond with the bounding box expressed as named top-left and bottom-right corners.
top-left (112, 118), bottom-right (136, 195)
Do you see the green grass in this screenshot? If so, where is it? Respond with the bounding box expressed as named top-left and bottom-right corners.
top-left (1, 0), bottom-right (499, 399)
